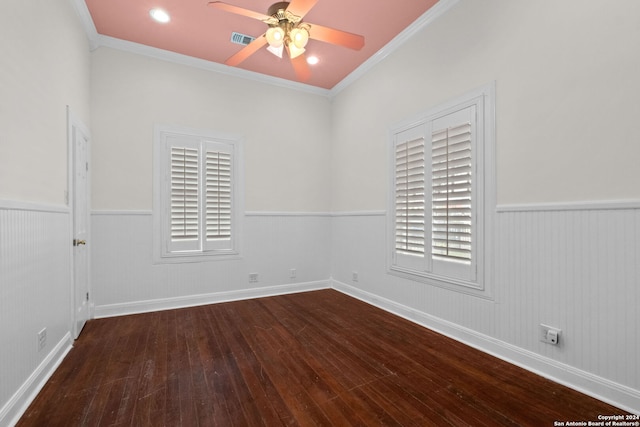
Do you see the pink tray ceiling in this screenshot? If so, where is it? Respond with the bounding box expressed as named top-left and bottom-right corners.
top-left (85, 0), bottom-right (438, 89)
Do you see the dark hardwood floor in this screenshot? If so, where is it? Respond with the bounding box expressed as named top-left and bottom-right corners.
top-left (18, 289), bottom-right (625, 426)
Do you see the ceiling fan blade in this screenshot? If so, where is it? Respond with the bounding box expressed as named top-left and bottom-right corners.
top-left (308, 23), bottom-right (364, 50)
top-left (225, 35), bottom-right (267, 67)
top-left (291, 54), bottom-right (311, 82)
top-left (207, 2), bottom-right (271, 21)
top-left (285, 0), bottom-right (318, 18)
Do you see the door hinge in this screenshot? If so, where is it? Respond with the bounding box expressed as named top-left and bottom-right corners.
top-left (86, 162), bottom-right (89, 171)
top-left (86, 292), bottom-right (89, 301)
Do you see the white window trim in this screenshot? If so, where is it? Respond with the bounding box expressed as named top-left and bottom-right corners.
top-left (153, 124), bottom-right (244, 263)
top-left (387, 82), bottom-right (495, 298)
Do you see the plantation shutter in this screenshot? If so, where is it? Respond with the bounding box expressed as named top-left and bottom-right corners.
top-left (169, 144), bottom-right (200, 251)
top-left (430, 105), bottom-right (476, 282)
top-left (165, 137), bottom-right (236, 253)
top-left (393, 126), bottom-right (427, 270)
top-left (388, 86), bottom-right (491, 290)
top-left (395, 137), bottom-right (425, 255)
top-left (431, 122), bottom-right (472, 261)
top-left (204, 145), bottom-right (233, 250)
top-left (158, 126), bottom-right (241, 260)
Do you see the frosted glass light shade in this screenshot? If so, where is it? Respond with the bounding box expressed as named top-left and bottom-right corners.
top-left (267, 44), bottom-right (284, 58)
top-left (287, 42), bottom-right (306, 59)
top-left (266, 27), bottom-right (285, 47)
top-left (289, 28), bottom-right (309, 49)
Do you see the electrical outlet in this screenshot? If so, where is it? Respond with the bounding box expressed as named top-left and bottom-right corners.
top-left (37, 328), bottom-right (47, 351)
top-left (249, 273), bottom-right (258, 283)
top-left (290, 268), bottom-right (296, 279)
top-left (352, 272), bottom-right (359, 282)
top-left (539, 324), bottom-right (561, 345)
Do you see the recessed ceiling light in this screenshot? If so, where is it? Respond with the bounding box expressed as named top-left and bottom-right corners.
top-left (149, 8), bottom-right (170, 23)
top-left (307, 56), bottom-right (319, 65)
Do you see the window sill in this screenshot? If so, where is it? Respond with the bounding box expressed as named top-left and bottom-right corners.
top-left (388, 265), bottom-right (493, 300)
top-left (154, 250), bottom-right (241, 264)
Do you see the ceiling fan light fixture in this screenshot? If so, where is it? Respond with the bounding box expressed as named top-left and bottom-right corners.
top-left (287, 42), bottom-right (306, 59)
top-left (289, 27), bottom-right (309, 49)
top-left (266, 44), bottom-right (284, 58)
top-left (265, 26), bottom-right (285, 47)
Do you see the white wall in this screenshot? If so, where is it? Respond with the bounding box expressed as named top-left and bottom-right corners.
top-left (89, 48), bottom-right (334, 311)
top-left (91, 47), bottom-right (332, 212)
top-left (330, 0), bottom-right (640, 413)
top-left (0, 0), bottom-right (91, 424)
top-left (0, 0), bottom-right (90, 204)
top-left (330, 0), bottom-right (640, 210)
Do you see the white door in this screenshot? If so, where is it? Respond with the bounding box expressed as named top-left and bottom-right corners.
top-left (71, 114), bottom-right (90, 339)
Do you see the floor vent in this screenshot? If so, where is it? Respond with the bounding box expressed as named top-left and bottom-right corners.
top-left (230, 32), bottom-right (255, 46)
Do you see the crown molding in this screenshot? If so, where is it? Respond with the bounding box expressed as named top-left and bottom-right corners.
top-left (95, 34), bottom-right (331, 96)
top-left (328, 0), bottom-right (461, 98)
top-left (70, 0), bottom-right (459, 97)
top-left (70, 0), bottom-right (99, 50)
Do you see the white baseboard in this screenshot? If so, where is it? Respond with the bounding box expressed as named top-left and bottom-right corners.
top-left (1, 333), bottom-right (73, 427)
top-left (94, 280), bottom-right (331, 319)
top-left (331, 279), bottom-right (640, 415)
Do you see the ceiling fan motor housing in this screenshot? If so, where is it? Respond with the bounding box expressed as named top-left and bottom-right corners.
top-left (267, 2), bottom-right (294, 20)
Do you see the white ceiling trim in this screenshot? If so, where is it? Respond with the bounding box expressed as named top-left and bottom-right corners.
top-left (70, 0), bottom-right (459, 97)
top-left (70, 0), bottom-right (99, 50)
top-left (328, 0), bottom-right (461, 98)
top-left (96, 34), bottom-right (331, 96)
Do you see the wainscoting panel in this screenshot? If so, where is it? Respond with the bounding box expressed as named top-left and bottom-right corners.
top-left (330, 207), bottom-right (640, 413)
top-left (0, 203), bottom-right (73, 426)
top-left (494, 208), bottom-right (640, 400)
top-left (91, 212), bottom-right (332, 317)
top-left (4, 205), bottom-right (639, 419)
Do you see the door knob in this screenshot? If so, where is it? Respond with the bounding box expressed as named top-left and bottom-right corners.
top-left (73, 239), bottom-right (86, 246)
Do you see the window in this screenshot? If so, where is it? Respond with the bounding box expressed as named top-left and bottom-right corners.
top-left (154, 125), bottom-right (243, 262)
top-left (388, 83), bottom-right (495, 295)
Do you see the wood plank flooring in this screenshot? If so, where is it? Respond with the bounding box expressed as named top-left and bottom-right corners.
top-left (18, 290), bottom-right (626, 426)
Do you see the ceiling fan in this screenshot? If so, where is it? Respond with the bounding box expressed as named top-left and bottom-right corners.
top-left (208, 0), bottom-right (365, 81)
